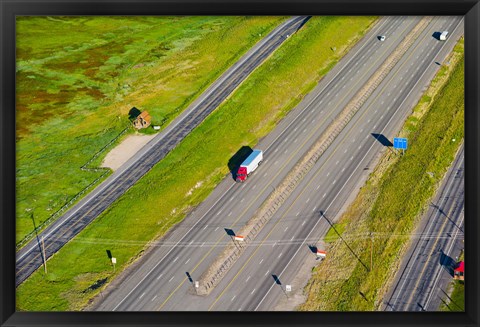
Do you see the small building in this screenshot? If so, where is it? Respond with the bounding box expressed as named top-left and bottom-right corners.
top-left (454, 261), bottom-right (464, 281)
top-left (133, 111), bottom-right (151, 129)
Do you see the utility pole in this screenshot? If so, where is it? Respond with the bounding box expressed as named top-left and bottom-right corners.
top-left (42, 236), bottom-right (47, 274)
top-left (370, 232), bottom-right (374, 272)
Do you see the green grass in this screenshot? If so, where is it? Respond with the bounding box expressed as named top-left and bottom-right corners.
top-left (16, 16), bottom-right (377, 311)
top-left (440, 251), bottom-right (464, 311)
top-left (324, 223), bottom-right (347, 243)
top-left (16, 16), bottom-right (287, 244)
top-left (299, 41), bottom-right (464, 311)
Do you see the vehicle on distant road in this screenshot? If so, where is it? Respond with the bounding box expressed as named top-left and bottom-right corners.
top-left (236, 150), bottom-right (263, 182)
top-left (440, 31), bottom-right (449, 40)
top-left (379, 35), bottom-right (386, 41)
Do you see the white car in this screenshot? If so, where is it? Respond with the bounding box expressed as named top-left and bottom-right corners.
top-left (379, 35), bottom-right (386, 42)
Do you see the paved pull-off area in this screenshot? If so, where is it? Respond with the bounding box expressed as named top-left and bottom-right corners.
top-left (90, 16), bottom-right (463, 311)
top-left (15, 16), bottom-right (310, 287)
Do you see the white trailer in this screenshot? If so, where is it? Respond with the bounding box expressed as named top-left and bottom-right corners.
top-left (236, 150), bottom-right (263, 182)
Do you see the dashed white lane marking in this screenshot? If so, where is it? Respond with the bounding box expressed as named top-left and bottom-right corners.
top-left (251, 288), bottom-right (256, 294)
top-left (173, 256), bottom-right (178, 263)
top-left (290, 236), bottom-right (295, 241)
top-left (229, 196), bottom-right (234, 202)
top-left (350, 156), bottom-right (354, 160)
top-left (156, 273), bottom-right (163, 280)
top-left (306, 198), bottom-right (310, 203)
top-left (294, 138), bottom-right (298, 143)
top-left (323, 193), bottom-right (326, 198)
top-left (264, 172), bottom-right (268, 177)
top-left (303, 128), bottom-right (307, 133)
top-left (326, 172), bottom-right (330, 177)
top-left (275, 160), bottom-right (278, 165)
top-left (228, 212), bottom-right (232, 217)
top-left (302, 220), bottom-right (306, 226)
top-left (151, 295), bottom-right (157, 302)
top-left (272, 242), bottom-right (276, 247)
top-left (316, 185), bottom-right (320, 190)
top-left (284, 227), bottom-right (289, 232)
top-left (296, 212), bottom-right (300, 216)
top-left (214, 227), bottom-right (219, 231)
top-left (274, 148), bottom-right (278, 152)
top-left (231, 295), bottom-right (236, 302)
top-left (265, 270), bottom-right (270, 276)
top-left (139, 292), bottom-right (145, 299)
top-left (344, 149), bottom-right (347, 153)
top-left (374, 125), bottom-right (377, 129)
top-left (252, 184), bottom-right (256, 190)
top-left (241, 198), bottom-right (245, 202)
top-left (259, 259), bottom-right (264, 264)
top-left (303, 117), bottom-right (307, 122)
top-left (342, 167), bottom-right (345, 172)
top-left (184, 258), bottom-right (190, 265)
top-left (336, 160), bottom-right (339, 165)
top-left (169, 276), bottom-right (175, 282)
top-left (333, 180), bottom-right (336, 184)
top-left (313, 206), bottom-right (317, 211)
top-left (246, 276), bottom-right (251, 282)
top-left (201, 242), bottom-right (205, 247)
top-left (278, 252), bottom-right (283, 258)
top-left (203, 225), bottom-right (208, 230)
top-left (216, 210), bottom-right (222, 216)
top-left (284, 150), bottom-right (288, 154)
top-left (238, 307), bottom-right (242, 311)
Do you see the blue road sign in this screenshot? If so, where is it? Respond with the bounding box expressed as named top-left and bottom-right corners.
top-left (393, 137), bottom-right (408, 150)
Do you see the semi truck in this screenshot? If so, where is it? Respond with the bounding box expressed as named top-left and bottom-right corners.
top-left (236, 149), bottom-right (263, 182)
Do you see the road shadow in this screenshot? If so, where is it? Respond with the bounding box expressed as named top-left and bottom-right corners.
top-left (228, 146), bottom-right (253, 181)
top-left (224, 228), bottom-right (236, 237)
top-left (30, 213), bottom-right (46, 264)
top-left (272, 274), bottom-right (282, 285)
top-left (371, 133), bottom-right (393, 147)
top-left (128, 107), bottom-right (141, 121)
top-left (429, 202), bottom-right (464, 233)
top-left (439, 250), bottom-right (456, 277)
top-left (432, 31), bottom-right (442, 40)
top-left (185, 272), bottom-right (193, 283)
top-left (294, 16), bottom-right (311, 33)
top-left (320, 211), bottom-right (370, 272)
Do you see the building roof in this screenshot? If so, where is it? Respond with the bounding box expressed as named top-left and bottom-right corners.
top-left (137, 111), bottom-right (151, 122)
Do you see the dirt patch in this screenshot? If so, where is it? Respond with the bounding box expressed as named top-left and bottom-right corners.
top-left (101, 133), bottom-right (156, 171)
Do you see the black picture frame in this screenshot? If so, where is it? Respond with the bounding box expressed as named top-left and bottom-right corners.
top-left (1, 1), bottom-right (478, 326)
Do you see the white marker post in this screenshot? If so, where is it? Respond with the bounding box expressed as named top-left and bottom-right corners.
top-left (112, 257), bottom-right (117, 273)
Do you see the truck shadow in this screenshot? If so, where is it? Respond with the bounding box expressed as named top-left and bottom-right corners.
top-left (228, 146), bottom-right (253, 181)
top-left (439, 250), bottom-right (456, 277)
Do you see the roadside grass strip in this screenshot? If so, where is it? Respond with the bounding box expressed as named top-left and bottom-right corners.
top-left (16, 16), bottom-right (376, 311)
top-left (299, 39), bottom-right (464, 311)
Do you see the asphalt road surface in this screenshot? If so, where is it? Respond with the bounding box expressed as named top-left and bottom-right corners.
top-left (15, 15), bottom-right (310, 287)
top-left (381, 145), bottom-right (464, 312)
top-left (92, 16), bottom-right (463, 311)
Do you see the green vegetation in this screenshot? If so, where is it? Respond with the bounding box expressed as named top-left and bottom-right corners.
top-left (324, 223), bottom-right (347, 243)
top-left (300, 39), bottom-right (464, 311)
top-left (16, 16), bottom-right (377, 310)
top-left (16, 16), bottom-right (287, 244)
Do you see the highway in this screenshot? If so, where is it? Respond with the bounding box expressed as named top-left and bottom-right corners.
top-left (15, 15), bottom-right (310, 287)
top-left (91, 16), bottom-right (463, 311)
top-left (381, 145), bottom-right (464, 312)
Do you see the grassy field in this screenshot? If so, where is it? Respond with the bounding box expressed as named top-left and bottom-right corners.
top-left (16, 16), bottom-right (377, 311)
top-left (16, 16), bottom-right (288, 244)
top-left (299, 38), bottom-right (464, 311)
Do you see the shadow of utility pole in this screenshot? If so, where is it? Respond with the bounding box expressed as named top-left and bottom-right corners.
top-left (320, 211), bottom-right (370, 272)
top-left (30, 213), bottom-right (46, 266)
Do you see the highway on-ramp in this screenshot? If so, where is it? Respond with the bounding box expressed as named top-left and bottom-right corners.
top-left (15, 15), bottom-right (310, 287)
top-left (92, 16), bottom-right (463, 311)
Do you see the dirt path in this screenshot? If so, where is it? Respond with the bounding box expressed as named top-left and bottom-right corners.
top-left (101, 133), bottom-right (156, 171)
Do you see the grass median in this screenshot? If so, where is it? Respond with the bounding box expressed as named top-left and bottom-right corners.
top-left (299, 38), bottom-right (464, 311)
top-left (16, 16), bottom-right (377, 311)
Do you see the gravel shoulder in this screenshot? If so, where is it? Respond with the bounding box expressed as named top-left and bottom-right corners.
top-left (101, 134), bottom-right (156, 171)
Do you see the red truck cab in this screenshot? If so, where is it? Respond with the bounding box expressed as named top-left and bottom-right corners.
top-left (236, 167), bottom-right (248, 182)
